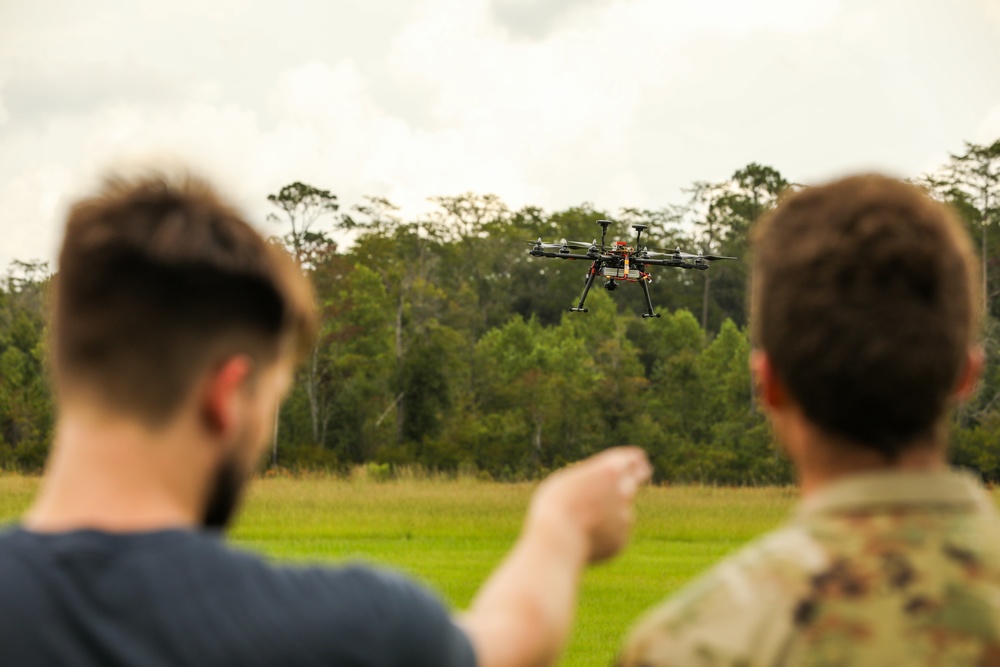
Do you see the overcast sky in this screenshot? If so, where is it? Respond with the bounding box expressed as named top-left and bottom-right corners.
top-left (1, 0), bottom-right (999, 267)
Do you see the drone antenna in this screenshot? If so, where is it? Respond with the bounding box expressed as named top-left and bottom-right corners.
top-left (596, 219), bottom-right (613, 247)
top-left (632, 224), bottom-right (648, 249)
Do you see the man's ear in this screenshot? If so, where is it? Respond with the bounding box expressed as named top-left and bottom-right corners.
top-left (202, 357), bottom-right (253, 439)
top-left (750, 350), bottom-right (789, 411)
top-left (954, 345), bottom-right (985, 402)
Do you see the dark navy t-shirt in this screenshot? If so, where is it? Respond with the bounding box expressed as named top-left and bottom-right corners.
top-left (0, 527), bottom-right (477, 667)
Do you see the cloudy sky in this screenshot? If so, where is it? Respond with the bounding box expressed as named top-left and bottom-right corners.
top-left (1, 0), bottom-right (999, 267)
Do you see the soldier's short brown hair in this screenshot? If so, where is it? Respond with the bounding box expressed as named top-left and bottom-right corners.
top-left (53, 171), bottom-right (317, 424)
top-left (751, 174), bottom-right (979, 457)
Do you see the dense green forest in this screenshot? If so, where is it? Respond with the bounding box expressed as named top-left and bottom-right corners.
top-left (2, 141), bottom-right (999, 483)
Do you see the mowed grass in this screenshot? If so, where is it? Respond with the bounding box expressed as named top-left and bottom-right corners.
top-left (0, 473), bottom-right (797, 667)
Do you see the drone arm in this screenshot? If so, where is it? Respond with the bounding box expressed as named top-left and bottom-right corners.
top-left (530, 251), bottom-right (597, 260)
top-left (636, 257), bottom-right (687, 268)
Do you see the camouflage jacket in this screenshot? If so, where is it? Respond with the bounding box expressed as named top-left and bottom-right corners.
top-left (619, 470), bottom-right (1000, 667)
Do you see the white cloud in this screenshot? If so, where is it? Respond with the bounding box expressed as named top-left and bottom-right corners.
top-left (976, 103), bottom-right (1000, 145)
top-left (0, 163), bottom-right (71, 268)
top-left (1, 0), bottom-right (999, 269)
top-left (969, 0), bottom-right (1000, 31)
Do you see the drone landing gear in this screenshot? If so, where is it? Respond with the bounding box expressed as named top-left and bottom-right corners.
top-left (639, 279), bottom-right (661, 319)
top-left (570, 265), bottom-right (599, 313)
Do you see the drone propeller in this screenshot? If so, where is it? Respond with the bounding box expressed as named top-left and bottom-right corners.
top-left (645, 247), bottom-right (698, 258)
top-left (523, 240), bottom-right (563, 250)
top-left (646, 247), bottom-right (737, 261)
top-left (523, 239), bottom-right (595, 250)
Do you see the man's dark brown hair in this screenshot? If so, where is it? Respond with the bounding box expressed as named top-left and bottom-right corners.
top-left (751, 174), bottom-right (979, 457)
top-left (53, 171), bottom-right (317, 424)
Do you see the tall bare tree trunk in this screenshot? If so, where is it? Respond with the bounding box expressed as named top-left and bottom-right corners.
top-left (532, 418), bottom-right (543, 466)
top-left (701, 272), bottom-right (711, 331)
top-left (983, 221), bottom-right (988, 315)
top-left (306, 344), bottom-right (320, 444)
top-left (395, 294), bottom-right (405, 445)
top-left (320, 411), bottom-right (330, 448)
top-left (983, 184), bottom-right (990, 316)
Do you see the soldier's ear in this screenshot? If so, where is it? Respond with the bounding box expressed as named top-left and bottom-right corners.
top-left (750, 351), bottom-right (789, 412)
top-left (953, 346), bottom-right (984, 403)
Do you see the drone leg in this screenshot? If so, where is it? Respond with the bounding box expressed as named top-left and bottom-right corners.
top-left (570, 266), bottom-right (598, 313)
top-left (639, 279), bottom-right (661, 318)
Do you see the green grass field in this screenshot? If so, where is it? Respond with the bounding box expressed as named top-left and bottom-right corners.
top-left (0, 474), bottom-right (797, 667)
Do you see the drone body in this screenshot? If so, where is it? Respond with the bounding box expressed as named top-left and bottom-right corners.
top-left (528, 220), bottom-right (735, 318)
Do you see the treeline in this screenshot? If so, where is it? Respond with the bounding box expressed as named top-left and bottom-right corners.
top-left (1, 141), bottom-right (999, 483)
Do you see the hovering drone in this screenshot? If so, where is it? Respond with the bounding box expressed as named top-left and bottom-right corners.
top-left (527, 219), bottom-right (736, 318)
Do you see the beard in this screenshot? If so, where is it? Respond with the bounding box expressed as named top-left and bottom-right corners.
top-left (201, 450), bottom-right (250, 531)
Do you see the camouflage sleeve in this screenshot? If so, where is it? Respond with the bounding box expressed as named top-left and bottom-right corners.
top-left (617, 528), bottom-right (825, 667)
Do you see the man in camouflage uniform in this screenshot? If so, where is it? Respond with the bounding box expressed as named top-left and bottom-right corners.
top-left (620, 175), bottom-right (999, 666)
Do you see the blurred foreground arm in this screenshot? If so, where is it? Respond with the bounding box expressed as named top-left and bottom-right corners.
top-left (459, 447), bottom-right (651, 667)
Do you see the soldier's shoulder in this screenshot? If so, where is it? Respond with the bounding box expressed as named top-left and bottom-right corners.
top-left (687, 522), bottom-right (830, 599)
top-left (619, 487), bottom-right (1000, 667)
top-left (619, 525), bottom-right (823, 667)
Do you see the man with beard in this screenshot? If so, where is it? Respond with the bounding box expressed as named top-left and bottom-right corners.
top-left (0, 171), bottom-right (651, 667)
top-left (618, 175), bottom-right (996, 666)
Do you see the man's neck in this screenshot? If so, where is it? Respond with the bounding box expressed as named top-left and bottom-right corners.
top-left (796, 432), bottom-right (947, 497)
top-left (25, 407), bottom-right (205, 533)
